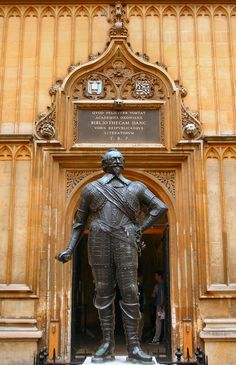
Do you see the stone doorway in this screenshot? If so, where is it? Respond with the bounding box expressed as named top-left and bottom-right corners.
top-left (71, 223), bottom-right (171, 362)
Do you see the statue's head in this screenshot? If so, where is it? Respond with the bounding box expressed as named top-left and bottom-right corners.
top-left (101, 148), bottom-right (125, 176)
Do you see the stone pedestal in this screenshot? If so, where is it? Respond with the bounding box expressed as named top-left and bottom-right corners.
top-left (83, 356), bottom-right (160, 365)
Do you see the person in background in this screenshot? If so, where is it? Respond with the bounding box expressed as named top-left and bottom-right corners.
top-left (151, 271), bottom-right (165, 344)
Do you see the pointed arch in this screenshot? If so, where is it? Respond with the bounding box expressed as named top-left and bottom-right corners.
top-left (128, 6), bottom-right (143, 17)
top-left (58, 6), bottom-right (72, 18)
top-left (222, 147), bottom-right (236, 159)
top-left (162, 6), bottom-right (177, 17)
top-left (0, 8), bottom-right (5, 18)
top-left (65, 169), bottom-right (176, 229)
top-left (206, 147), bottom-right (220, 160)
top-left (41, 6), bottom-right (55, 18)
top-left (145, 6), bottom-right (159, 17)
top-left (214, 6), bottom-right (228, 17)
top-left (75, 6), bottom-right (89, 18)
top-left (23, 7), bottom-right (38, 18)
top-left (92, 6), bottom-right (108, 18)
top-left (15, 145), bottom-right (31, 160)
top-left (179, 6), bottom-right (194, 17)
top-left (230, 7), bottom-right (236, 17)
top-left (0, 145), bottom-right (13, 160)
top-left (197, 6), bottom-right (211, 17)
top-left (7, 7), bottom-right (21, 18)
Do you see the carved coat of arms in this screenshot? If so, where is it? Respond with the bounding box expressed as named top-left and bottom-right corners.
top-left (87, 80), bottom-right (103, 95)
top-left (135, 80), bottom-right (151, 97)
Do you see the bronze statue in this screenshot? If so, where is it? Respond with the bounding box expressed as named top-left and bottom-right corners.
top-left (57, 148), bottom-right (167, 363)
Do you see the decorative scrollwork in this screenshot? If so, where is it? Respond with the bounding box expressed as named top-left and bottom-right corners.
top-left (146, 170), bottom-right (176, 199)
top-left (35, 103), bottom-right (56, 140)
top-left (181, 101), bottom-right (201, 140)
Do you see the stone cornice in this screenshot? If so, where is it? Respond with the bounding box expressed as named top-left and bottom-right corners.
top-left (204, 135), bottom-right (236, 144)
top-left (0, 1), bottom-right (235, 5)
top-left (0, 134), bottom-right (33, 143)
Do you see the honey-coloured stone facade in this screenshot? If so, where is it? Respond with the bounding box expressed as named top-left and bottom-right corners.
top-left (0, 2), bottom-right (236, 365)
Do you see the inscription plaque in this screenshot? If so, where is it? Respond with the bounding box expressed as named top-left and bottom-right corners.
top-left (77, 109), bottom-right (160, 144)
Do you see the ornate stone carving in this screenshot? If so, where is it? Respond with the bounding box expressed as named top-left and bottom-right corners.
top-left (109, 1), bottom-right (128, 39)
top-left (181, 102), bottom-right (201, 140)
top-left (72, 73), bottom-right (116, 100)
top-left (175, 80), bottom-right (188, 97)
top-left (155, 61), bottom-right (168, 72)
top-left (135, 52), bottom-right (150, 62)
top-left (88, 52), bottom-right (102, 61)
top-left (104, 58), bottom-right (133, 86)
top-left (49, 79), bottom-right (63, 96)
top-left (160, 106), bottom-right (165, 145)
top-left (68, 63), bottom-right (81, 73)
top-left (66, 170), bottom-right (99, 198)
top-left (71, 49), bottom-right (166, 102)
top-left (35, 79), bottom-right (62, 140)
top-left (35, 103), bottom-right (56, 140)
top-left (122, 72), bottom-right (165, 100)
top-left (145, 170), bottom-right (176, 199)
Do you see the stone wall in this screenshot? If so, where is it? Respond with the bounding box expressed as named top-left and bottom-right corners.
top-left (0, 3), bottom-right (236, 365)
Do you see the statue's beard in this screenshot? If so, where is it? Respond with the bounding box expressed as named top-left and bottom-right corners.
top-left (108, 165), bottom-right (123, 177)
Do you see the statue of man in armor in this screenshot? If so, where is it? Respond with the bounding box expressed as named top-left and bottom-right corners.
top-left (57, 148), bottom-right (167, 364)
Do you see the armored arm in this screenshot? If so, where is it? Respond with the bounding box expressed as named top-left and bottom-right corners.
top-left (57, 186), bottom-right (90, 263)
top-left (139, 185), bottom-right (167, 233)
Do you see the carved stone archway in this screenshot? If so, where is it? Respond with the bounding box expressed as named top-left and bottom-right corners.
top-left (34, 2), bottom-right (203, 362)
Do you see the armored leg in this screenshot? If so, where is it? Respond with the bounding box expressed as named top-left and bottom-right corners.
top-left (117, 262), bottom-right (153, 364)
top-left (91, 265), bottom-right (116, 363)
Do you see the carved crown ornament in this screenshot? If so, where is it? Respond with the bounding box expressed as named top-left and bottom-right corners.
top-left (34, 1), bottom-right (202, 144)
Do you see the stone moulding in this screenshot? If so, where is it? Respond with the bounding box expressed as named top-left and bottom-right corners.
top-left (0, 318), bottom-right (42, 340)
top-left (200, 318), bottom-right (236, 341)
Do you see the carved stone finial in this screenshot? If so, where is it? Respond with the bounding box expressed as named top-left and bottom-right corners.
top-left (109, 1), bottom-right (128, 39)
top-left (68, 63), bottom-right (81, 73)
top-left (35, 104), bottom-right (56, 140)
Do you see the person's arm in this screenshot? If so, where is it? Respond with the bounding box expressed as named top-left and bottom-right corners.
top-left (56, 186), bottom-right (90, 263)
top-left (138, 184), bottom-right (168, 234)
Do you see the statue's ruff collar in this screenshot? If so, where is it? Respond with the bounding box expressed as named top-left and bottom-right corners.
top-left (98, 173), bottom-right (131, 185)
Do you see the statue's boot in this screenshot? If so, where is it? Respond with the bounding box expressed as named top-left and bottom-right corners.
top-left (92, 305), bottom-right (115, 363)
top-left (120, 301), bottom-right (153, 364)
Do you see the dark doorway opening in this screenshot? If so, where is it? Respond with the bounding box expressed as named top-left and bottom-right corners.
top-left (71, 226), bottom-right (171, 362)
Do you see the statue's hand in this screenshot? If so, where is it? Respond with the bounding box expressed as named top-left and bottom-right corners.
top-left (56, 249), bottom-right (72, 263)
top-left (135, 226), bottom-right (143, 241)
